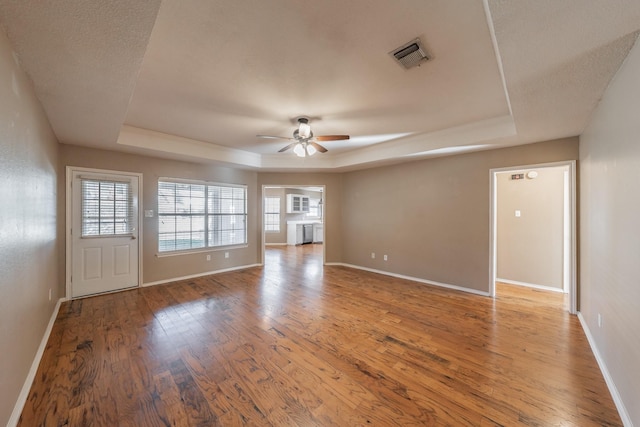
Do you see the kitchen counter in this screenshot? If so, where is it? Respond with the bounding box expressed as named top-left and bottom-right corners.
top-left (287, 221), bottom-right (323, 245)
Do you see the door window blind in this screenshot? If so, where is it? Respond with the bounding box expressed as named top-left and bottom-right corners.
top-left (81, 179), bottom-right (133, 237)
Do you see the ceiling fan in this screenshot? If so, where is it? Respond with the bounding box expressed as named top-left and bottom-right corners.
top-left (257, 117), bottom-right (349, 157)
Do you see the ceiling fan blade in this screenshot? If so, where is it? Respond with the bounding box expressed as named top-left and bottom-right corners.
top-left (278, 142), bottom-right (298, 153)
top-left (315, 135), bottom-right (350, 142)
top-left (309, 141), bottom-right (328, 153)
top-left (257, 134), bottom-right (294, 140)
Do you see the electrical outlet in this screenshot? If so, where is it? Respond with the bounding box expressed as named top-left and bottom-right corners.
top-left (598, 313), bottom-right (602, 328)
top-left (206, 254), bottom-right (211, 261)
top-left (225, 252), bottom-right (229, 259)
top-left (371, 252), bottom-right (375, 259)
top-left (383, 255), bottom-right (388, 261)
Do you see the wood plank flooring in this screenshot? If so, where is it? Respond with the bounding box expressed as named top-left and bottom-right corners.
top-left (19, 244), bottom-right (621, 426)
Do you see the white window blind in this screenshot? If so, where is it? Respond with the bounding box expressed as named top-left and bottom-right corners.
top-left (158, 180), bottom-right (247, 252)
top-left (158, 182), bottom-right (206, 251)
top-left (264, 197), bottom-right (280, 232)
top-left (81, 179), bottom-right (134, 237)
top-left (307, 198), bottom-right (321, 218)
top-left (207, 185), bottom-right (247, 247)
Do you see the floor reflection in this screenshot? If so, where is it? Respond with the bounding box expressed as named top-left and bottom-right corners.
top-left (261, 243), bottom-right (325, 319)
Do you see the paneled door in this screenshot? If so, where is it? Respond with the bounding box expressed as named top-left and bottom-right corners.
top-left (70, 169), bottom-right (140, 298)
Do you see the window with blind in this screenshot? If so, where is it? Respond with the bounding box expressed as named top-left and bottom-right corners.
top-left (81, 179), bottom-right (134, 237)
top-left (264, 197), bottom-right (280, 232)
top-left (158, 180), bottom-right (247, 252)
top-left (307, 198), bottom-right (321, 218)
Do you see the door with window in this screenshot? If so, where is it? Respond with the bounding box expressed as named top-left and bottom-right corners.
top-left (70, 169), bottom-right (140, 298)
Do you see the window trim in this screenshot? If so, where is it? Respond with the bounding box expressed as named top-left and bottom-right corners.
top-left (157, 177), bottom-right (248, 255)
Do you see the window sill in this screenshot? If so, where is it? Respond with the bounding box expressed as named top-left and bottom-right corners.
top-left (156, 244), bottom-right (248, 258)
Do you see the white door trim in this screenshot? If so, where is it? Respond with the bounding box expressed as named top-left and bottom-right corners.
top-left (65, 166), bottom-right (144, 299)
top-left (489, 160), bottom-right (577, 314)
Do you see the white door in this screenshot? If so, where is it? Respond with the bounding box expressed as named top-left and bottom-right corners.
top-left (70, 170), bottom-right (139, 298)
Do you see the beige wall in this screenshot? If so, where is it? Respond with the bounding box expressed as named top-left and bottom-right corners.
top-left (497, 167), bottom-right (566, 290)
top-left (580, 36), bottom-right (640, 425)
top-left (0, 30), bottom-right (60, 425)
top-left (258, 173), bottom-right (342, 262)
top-left (60, 145), bottom-right (260, 284)
top-left (341, 138), bottom-right (578, 293)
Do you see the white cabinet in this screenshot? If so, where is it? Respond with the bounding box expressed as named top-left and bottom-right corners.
top-left (313, 224), bottom-right (324, 243)
top-left (287, 222), bottom-right (320, 245)
top-left (287, 194), bottom-right (310, 213)
top-left (287, 223), bottom-right (304, 245)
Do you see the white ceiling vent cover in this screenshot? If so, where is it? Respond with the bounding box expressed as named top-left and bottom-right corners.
top-left (390, 38), bottom-right (430, 69)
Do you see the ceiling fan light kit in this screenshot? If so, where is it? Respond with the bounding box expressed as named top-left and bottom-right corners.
top-left (293, 141), bottom-right (317, 158)
top-left (258, 116), bottom-right (350, 157)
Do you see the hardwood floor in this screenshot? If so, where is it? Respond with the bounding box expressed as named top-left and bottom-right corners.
top-left (19, 244), bottom-right (621, 426)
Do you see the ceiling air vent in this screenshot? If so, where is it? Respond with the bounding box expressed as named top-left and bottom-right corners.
top-left (390, 38), bottom-right (430, 70)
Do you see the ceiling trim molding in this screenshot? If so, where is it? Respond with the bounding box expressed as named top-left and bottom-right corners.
top-left (118, 114), bottom-right (516, 171)
top-left (329, 115), bottom-right (516, 169)
top-left (483, 0), bottom-right (513, 117)
top-left (117, 125), bottom-right (262, 168)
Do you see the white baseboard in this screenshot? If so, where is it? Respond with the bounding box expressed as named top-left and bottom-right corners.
top-left (577, 312), bottom-right (633, 427)
top-left (8, 297), bottom-right (66, 427)
top-left (496, 278), bottom-right (566, 293)
top-left (265, 243), bottom-right (287, 246)
top-left (142, 263), bottom-right (262, 287)
top-left (326, 263), bottom-right (490, 297)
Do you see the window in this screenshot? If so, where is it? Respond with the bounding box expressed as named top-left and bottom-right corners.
top-left (307, 197), bottom-right (321, 218)
top-left (81, 179), bottom-right (133, 237)
top-left (158, 180), bottom-right (247, 252)
top-left (264, 197), bottom-right (280, 232)
top-left (207, 185), bottom-right (247, 247)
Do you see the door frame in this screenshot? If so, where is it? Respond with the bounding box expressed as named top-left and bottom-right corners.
top-left (65, 166), bottom-right (144, 299)
top-left (489, 160), bottom-right (577, 314)
top-left (261, 184), bottom-right (326, 265)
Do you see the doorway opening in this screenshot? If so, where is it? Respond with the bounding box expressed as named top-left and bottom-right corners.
top-left (489, 161), bottom-right (576, 313)
top-left (261, 185), bottom-right (325, 268)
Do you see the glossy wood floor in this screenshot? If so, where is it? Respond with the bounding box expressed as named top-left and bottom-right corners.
top-left (20, 245), bottom-right (621, 426)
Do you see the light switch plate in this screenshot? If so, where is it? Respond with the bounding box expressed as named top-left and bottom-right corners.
top-left (144, 210), bottom-right (154, 218)
top-left (515, 210), bottom-right (521, 217)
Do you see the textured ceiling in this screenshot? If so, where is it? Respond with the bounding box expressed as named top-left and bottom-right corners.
top-left (0, 0), bottom-right (639, 170)
top-left (0, 0), bottom-right (161, 148)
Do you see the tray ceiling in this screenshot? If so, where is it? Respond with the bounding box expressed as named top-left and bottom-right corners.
top-left (1, 0), bottom-right (639, 170)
